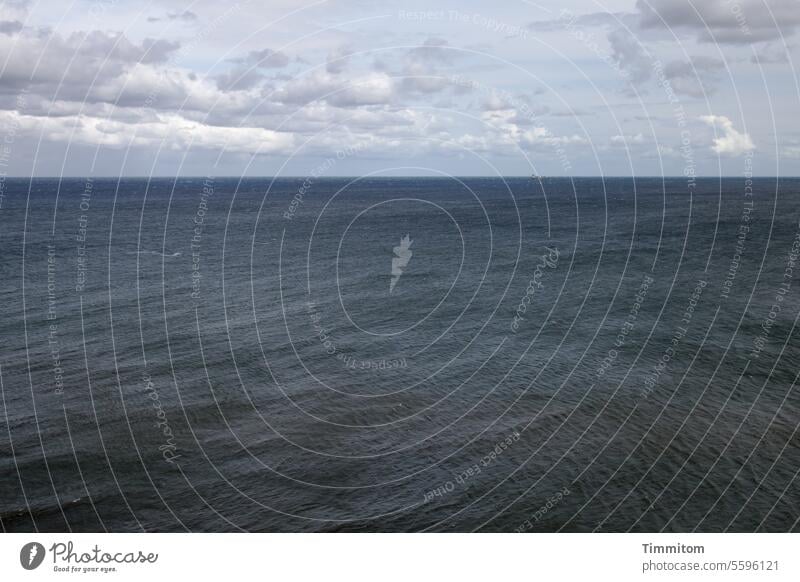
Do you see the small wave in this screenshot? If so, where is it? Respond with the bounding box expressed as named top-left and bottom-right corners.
top-left (0, 497), bottom-right (85, 521)
top-left (128, 250), bottom-right (182, 258)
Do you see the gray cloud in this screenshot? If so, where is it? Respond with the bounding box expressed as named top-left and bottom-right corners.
top-left (751, 42), bottom-right (792, 63)
top-left (636, 0), bottom-right (800, 44)
top-left (246, 48), bottom-right (291, 69)
top-left (406, 37), bottom-right (454, 64)
top-left (214, 47), bottom-right (291, 89)
top-left (397, 38), bottom-right (466, 95)
top-left (326, 45), bottom-right (353, 74)
top-left (0, 28), bottom-right (180, 99)
top-left (0, 20), bottom-right (22, 34)
top-left (608, 27), bottom-right (652, 84)
top-left (213, 67), bottom-right (266, 91)
top-left (663, 56), bottom-right (726, 97)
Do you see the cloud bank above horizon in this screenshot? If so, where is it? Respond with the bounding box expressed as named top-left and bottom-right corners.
top-left (0, 0), bottom-right (798, 177)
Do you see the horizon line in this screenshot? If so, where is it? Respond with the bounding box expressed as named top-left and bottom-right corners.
top-left (4, 175), bottom-right (799, 180)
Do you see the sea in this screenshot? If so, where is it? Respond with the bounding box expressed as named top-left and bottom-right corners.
top-left (1, 176), bottom-right (798, 532)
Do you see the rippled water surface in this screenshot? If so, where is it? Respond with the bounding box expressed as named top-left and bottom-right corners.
top-left (1, 177), bottom-right (799, 532)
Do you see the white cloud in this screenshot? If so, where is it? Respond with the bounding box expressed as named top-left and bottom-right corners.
top-left (610, 133), bottom-right (646, 146)
top-left (474, 107), bottom-right (587, 154)
top-left (0, 110), bottom-right (295, 154)
top-left (782, 146), bottom-right (800, 159)
top-left (700, 115), bottom-right (755, 155)
top-left (274, 70), bottom-right (394, 106)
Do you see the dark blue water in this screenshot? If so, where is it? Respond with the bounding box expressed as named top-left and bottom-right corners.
top-left (1, 176), bottom-right (799, 532)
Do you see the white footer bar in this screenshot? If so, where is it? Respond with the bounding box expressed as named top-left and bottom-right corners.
top-left (2, 533), bottom-right (796, 581)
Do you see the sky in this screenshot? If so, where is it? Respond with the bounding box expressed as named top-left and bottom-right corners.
top-left (1, 0), bottom-right (799, 177)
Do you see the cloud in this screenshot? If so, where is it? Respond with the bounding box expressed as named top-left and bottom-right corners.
top-left (213, 67), bottom-right (266, 91)
top-left (244, 48), bottom-right (291, 69)
top-left (207, 47), bottom-right (292, 91)
top-left (0, 0), bottom-right (28, 23)
top-left (482, 91), bottom-right (509, 112)
top-left (0, 110), bottom-right (294, 154)
top-left (528, 11), bottom-right (633, 32)
top-left (399, 64), bottom-right (453, 94)
top-left (2, 0), bottom-right (795, 176)
top-left (783, 146), bottom-right (800, 158)
top-left (329, 73), bottom-right (394, 106)
top-left (0, 19), bottom-right (445, 159)
top-left (610, 133), bottom-right (646, 147)
top-left (406, 37), bottom-right (454, 64)
top-left (396, 38), bottom-right (468, 95)
top-left (274, 70), bottom-right (394, 106)
top-left (0, 20), bottom-right (22, 34)
top-left (700, 115), bottom-right (755, 155)
top-left (636, 0), bottom-right (800, 44)
top-left (326, 45), bottom-right (353, 74)
top-left (608, 27), bottom-right (651, 84)
top-left (662, 56), bottom-right (725, 97)
top-left (473, 102), bottom-right (587, 155)
top-left (751, 43), bottom-right (791, 63)
top-left (479, 92), bottom-right (548, 125)
top-left (606, 30), bottom-right (727, 97)
top-left (0, 28), bottom-right (180, 100)
top-left (147, 11), bottom-right (198, 23)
